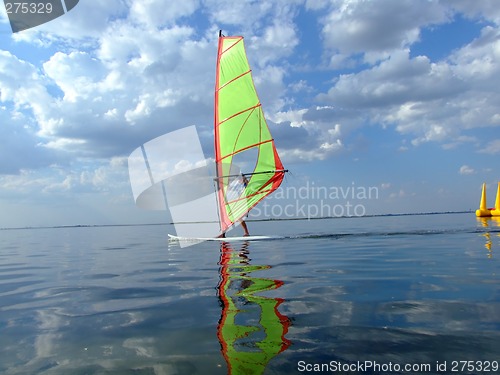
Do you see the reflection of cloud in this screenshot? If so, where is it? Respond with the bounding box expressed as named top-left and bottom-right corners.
top-left (35, 333), bottom-right (60, 358)
top-left (123, 337), bottom-right (156, 358)
top-left (287, 298), bottom-right (353, 327)
top-left (13, 308), bottom-right (67, 372)
top-left (378, 300), bottom-right (500, 331)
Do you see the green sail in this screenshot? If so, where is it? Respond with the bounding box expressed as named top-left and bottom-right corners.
top-left (214, 35), bottom-right (286, 233)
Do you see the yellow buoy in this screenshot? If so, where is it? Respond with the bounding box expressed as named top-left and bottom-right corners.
top-left (490, 182), bottom-right (500, 216)
top-left (475, 183), bottom-right (492, 217)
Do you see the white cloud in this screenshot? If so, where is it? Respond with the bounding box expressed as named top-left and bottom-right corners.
top-left (3, 1), bottom-right (499, 166)
top-left (43, 51), bottom-right (106, 102)
top-left (268, 106), bottom-right (349, 163)
top-left (0, 51), bottom-right (54, 115)
top-left (319, 50), bottom-right (463, 108)
top-left (203, 0), bottom-right (274, 29)
top-left (278, 146), bottom-right (337, 162)
top-left (129, 0), bottom-right (199, 28)
top-left (459, 165), bottom-right (475, 175)
top-left (248, 21), bottom-right (299, 67)
top-left (478, 139), bottom-right (500, 155)
top-left (33, 22), bottom-right (214, 157)
top-left (0, 53), bottom-right (63, 172)
top-left (318, 0), bottom-right (451, 63)
top-left (446, 0), bottom-right (500, 25)
top-left (389, 189), bottom-right (408, 199)
top-left (313, 20), bottom-right (500, 149)
top-left (0, 157), bottom-right (129, 196)
top-left (1, 0), bottom-right (305, 171)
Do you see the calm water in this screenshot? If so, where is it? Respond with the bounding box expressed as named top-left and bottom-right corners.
top-left (0, 213), bottom-right (499, 374)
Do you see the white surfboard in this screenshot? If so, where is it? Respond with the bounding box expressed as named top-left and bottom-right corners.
top-left (168, 234), bottom-right (283, 242)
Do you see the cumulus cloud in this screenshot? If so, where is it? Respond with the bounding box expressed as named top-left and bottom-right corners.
top-left (317, 0), bottom-right (452, 65)
top-left (1, 0), bottom-right (303, 164)
top-left (310, 2), bottom-right (500, 151)
top-left (36, 24), bottom-right (215, 158)
top-left (2, 0), bottom-right (500, 208)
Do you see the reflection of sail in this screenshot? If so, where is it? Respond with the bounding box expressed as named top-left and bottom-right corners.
top-left (217, 242), bottom-right (291, 374)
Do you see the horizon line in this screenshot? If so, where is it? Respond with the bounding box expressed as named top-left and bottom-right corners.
top-left (0, 210), bottom-right (474, 231)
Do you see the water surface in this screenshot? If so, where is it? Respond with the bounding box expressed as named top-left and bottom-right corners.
top-left (0, 213), bottom-right (499, 374)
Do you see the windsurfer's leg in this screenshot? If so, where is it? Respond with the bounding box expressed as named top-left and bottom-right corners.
top-left (217, 232), bottom-right (226, 238)
top-left (241, 220), bottom-right (250, 236)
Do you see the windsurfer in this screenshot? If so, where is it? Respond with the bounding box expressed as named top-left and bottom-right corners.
top-left (239, 174), bottom-right (250, 236)
top-left (218, 174), bottom-right (250, 237)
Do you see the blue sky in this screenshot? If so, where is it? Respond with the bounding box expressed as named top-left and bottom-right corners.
top-left (1, 0), bottom-right (499, 228)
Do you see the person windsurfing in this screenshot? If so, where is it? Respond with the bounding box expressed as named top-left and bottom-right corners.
top-left (218, 173), bottom-right (250, 237)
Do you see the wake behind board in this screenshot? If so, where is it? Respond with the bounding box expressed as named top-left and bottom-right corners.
top-left (168, 234), bottom-right (283, 242)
